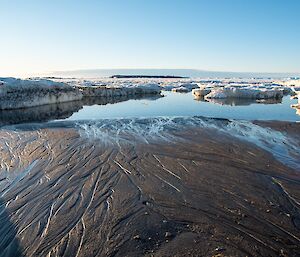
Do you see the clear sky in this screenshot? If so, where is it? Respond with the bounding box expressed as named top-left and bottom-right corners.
top-left (1, 0), bottom-right (299, 76)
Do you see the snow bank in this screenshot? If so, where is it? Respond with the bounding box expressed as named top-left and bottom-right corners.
top-left (0, 78), bottom-right (83, 110)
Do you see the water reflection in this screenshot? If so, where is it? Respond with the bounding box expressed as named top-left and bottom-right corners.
top-left (0, 95), bottom-right (162, 126)
top-left (194, 96), bottom-right (282, 106)
top-left (0, 93), bottom-right (298, 126)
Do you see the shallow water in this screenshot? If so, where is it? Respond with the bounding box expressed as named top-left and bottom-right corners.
top-left (5, 117), bottom-right (300, 170)
top-left (66, 92), bottom-right (299, 122)
top-left (0, 92), bottom-right (298, 127)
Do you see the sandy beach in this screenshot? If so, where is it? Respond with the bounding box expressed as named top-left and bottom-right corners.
top-left (0, 118), bottom-right (299, 257)
top-left (2, 1), bottom-right (300, 256)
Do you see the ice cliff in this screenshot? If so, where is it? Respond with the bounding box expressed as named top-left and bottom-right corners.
top-left (0, 78), bottom-right (83, 110)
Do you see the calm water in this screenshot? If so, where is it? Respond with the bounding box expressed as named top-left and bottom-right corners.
top-left (0, 92), bottom-right (298, 127)
top-left (66, 92), bottom-right (299, 122)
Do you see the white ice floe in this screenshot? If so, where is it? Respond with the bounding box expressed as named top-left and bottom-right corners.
top-left (126, 83), bottom-right (162, 94)
top-left (192, 88), bottom-right (211, 97)
top-left (171, 86), bottom-right (189, 93)
top-left (291, 87), bottom-right (300, 114)
top-left (205, 86), bottom-right (284, 99)
top-left (171, 83), bottom-right (199, 93)
top-left (180, 83), bottom-right (199, 90)
top-left (0, 78), bottom-right (83, 110)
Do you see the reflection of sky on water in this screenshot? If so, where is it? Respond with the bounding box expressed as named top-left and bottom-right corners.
top-left (0, 92), bottom-right (298, 126)
top-left (67, 92), bottom-right (299, 122)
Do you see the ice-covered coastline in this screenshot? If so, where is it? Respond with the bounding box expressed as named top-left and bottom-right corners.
top-left (0, 76), bottom-right (299, 110)
top-left (0, 78), bottom-right (83, 110)
top-left (58, 76), bottom-right (298, 100)
top-left (0, 78), bottom-right (162, 110)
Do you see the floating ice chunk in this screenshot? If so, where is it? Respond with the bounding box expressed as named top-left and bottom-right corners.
top-left (162, 84), bottom-right (177, 91)
top-left (291, 88), bottom-right (300, 114)
top-left (205, 86), bottom-right (284, 99)
top-left (180, 83), bottom-right (199, 90)
top-left (172, 86), bottom-right (189, 93)
top-left (127, 83), bottom-right (162, 94)
top-left (168, 83), bottom-right (198, 93)
top-left (192, 88), bottom-right (211, 97)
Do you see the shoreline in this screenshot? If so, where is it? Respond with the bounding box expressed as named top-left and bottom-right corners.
top-left (0, 118), bottom-right (299, 256)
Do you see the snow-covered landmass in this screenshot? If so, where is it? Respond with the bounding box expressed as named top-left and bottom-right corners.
top-left (0, 78), bottom-right (83, 110)
top-left (1, 76), bottom-right (297, 110)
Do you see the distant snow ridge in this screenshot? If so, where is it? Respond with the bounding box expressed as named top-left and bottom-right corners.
top-left (0, 77), bottom-right (83, 110)
top-left (77, 117), bottom-right (300, 169)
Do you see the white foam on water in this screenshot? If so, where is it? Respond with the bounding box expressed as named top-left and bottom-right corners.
top-left (76, 117), bottom-right (299, 169)
top-left (221, 120), bottom-right (300, 169)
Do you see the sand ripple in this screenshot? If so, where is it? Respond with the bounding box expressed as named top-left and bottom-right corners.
top-left (0, 118), bottom-right (299, 256)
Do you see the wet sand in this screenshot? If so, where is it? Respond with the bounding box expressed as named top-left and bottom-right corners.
top-left (0, 118), bottom-right (299, 257)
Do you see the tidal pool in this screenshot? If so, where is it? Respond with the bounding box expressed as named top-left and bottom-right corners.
top-left (66, 92), bottom-right (299, 122)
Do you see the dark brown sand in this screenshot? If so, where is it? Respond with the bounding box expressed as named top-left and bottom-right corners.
top-left (0, 122), bottom-right (299, 257)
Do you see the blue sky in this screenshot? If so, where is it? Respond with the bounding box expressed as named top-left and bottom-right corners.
top-left (1, 0), bottom-right (299, 76)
